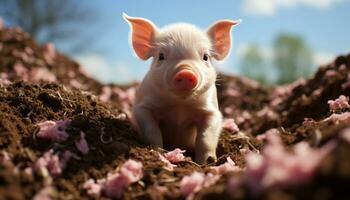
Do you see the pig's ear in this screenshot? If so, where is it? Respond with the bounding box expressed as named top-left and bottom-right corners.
top-left (207, 19), bottom-right (241, 60)
top-left (123, 13), bottom-right (157, 60)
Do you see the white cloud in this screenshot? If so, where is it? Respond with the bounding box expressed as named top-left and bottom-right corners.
top-left (242, 0), bottom-right (345, 16)
top-left (74, 54), bottom-right (136, 84)
top-left (312, 51), bottom-right (335, 66)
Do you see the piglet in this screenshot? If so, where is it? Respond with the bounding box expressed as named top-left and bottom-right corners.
top-left (124, 13), bottom-right (240, 164)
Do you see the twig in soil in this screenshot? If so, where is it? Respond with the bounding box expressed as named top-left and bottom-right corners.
top-left (23, 148), bottom-right (36, 162)
top-left (137, 180), bottom-right (145, 187)
top-left (229, 131), bottom-right (259, 153)
top-left (100, 128), bottom-right (113, 144)
top-left (177, 160), bottom-right (201, 168)
top-left (24, 109), bottom-right (33, 118)
top-left (98, 150), bottom-right (105, 157)
top-left (159, 177), bottom-right (179, 183)
top-left (131, 191), bottom-right (147, 198)
top-left (55, 91), bottom-right (75, 107)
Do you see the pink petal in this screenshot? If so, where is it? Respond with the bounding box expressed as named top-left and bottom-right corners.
top-left (222, 118), bottom-right (239, 132)
top-left (325, 70), bottom-right (338, 78)
top-left (13, 62), bottom-right (29, 81)
top-left (0, 73), bottom-right (11, 85)
top-left (99, 86), bottom-right (112, 102)
top-left (120, 159), bottom-right (143, 183)
top-left (202, 173), bottom-right (220, 188)
top-left (340, 128), bottom-right (350, 144)
top-left (32, 186), bottom-right (54, 200)
top-left (227, 176), bottom-right (242, 195)
top-left (70, 79), bottom-right (85, 89)
top-left (244, 132), bottom-right (336, 193)
top-left (210, 157), bottom-right (241, 174)
top-left (223, 107), bottom-right (233, 115)
top-left (83, 159), bottom-right (143, 198)
top-left (0, 151), bottom-right (11, 165)
top-left (43, 43), bottom-right (56, 65)
top-left (37, 120), bottom-right (70, 142)
top-left (225, 88), bottom-right (240, 97)
top-left (158, 153), bottom-right (175, 171)
top-left (324, 112), bottom-right (350, 123)
top-left (164, 148), bottom-right (186, 163)
top-left (180, 172), bottom-right (205, 197)
top-left (31, 68), bottom-right (57, 82)
top-left (328, 95), bottom-right (350, 112)
top-left (152, 184), bottom-right (167, 194)
top-left (34, 150), bottom-right (71, 177)
top-left (83, 179), bottom-right (103, 196)
top-left (104, 159), bottom-right (143, 198)
top-left (104, 172), bottom-right (129, 198)
top-left (75, 131), bottom-right (89, 155)
top-left (180, 172), bottom-right (219, 199)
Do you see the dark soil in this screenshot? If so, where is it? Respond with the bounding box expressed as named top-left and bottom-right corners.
top-left (1, 25), bottom-right (350, 200)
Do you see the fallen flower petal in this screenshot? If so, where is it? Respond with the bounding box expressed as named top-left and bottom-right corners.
top-left (0, 73), bottom-right (11, 86)
top-left (30, 67), bottom-right (57, 82)
top-left (180, 172), bottom-right (219, 200)
top-left (328, 95), bottom-right (350, 112)
top-left (222, 118), bottom-right (239, 132)
top-left (210, 157), bottom-right (241, 174)
top-left (180, 172), bottom-right (205, 197)
top-left (340, 128), bottom-right (350, 144)
top-left (32, 186), bottom-right (54, 200)
top-left (34, 150), bottom-right (71, 177)
top-left (99, 86), bottom-right (112, 102)
top-left (164, 148), bottom-right (186, 163)
top-left (83, 159), bottom-right (143, 198)
top-left (37, 120), bottom-right (70, 142)
top-left (104, 172), bottom-right (130, 198)
top-left (13, 62), bottom-right (29, 81)
top-left (158, 153), bottom-right (175, 171)
top-left (227, 176), bottom-right (242, 196)
top-left (83, 179), bottom-right (103, 196)
top-left (324, 112), bottom-right (350, 123)
top-left (43, 43), bottom-right (57, 65)
top-left (244, 131), bottom-right (336, 193)
top-left (0, 151), bottom-right (11, 164)
top-left (120, 159), bottom-right (143, 183)
top-left (75, 131), bottom-right (89, 155)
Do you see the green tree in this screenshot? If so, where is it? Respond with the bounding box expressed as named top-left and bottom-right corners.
top-left (274, 33), bottom-right (313, 84)
top-left (240, 44), bottom-right (269, 84)
top-left (0, 0), bottom-right (99, 53)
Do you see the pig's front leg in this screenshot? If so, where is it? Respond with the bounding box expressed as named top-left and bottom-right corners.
top-left (133, 106), bottom-right (163, 148)
top-left (195, 111), bottom-right (222, 164)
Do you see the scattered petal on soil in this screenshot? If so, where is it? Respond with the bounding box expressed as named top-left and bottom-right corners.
top-left (37, 120), bottom-right (70, 142)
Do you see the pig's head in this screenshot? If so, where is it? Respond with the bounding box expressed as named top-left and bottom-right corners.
top-left (124, 13), bottom-right (240, 99)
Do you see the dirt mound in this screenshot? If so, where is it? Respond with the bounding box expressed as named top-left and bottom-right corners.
top-left (1, 25), bottom-right (350, 200)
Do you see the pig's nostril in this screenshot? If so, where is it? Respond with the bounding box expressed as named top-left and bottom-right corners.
top-left (173, 69), bottom-right (198, 91)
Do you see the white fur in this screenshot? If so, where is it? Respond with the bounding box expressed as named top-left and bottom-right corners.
top-left (125, 15), bottom-right (237, 164)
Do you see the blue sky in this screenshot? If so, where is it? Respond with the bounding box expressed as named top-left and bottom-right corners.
top-left (68, 0), bottom-right (350, 84)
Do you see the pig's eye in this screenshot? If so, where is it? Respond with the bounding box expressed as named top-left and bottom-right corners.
top-left (203, 53), bottom-right (209, 61)
top-left (158, 53), bottom-right (165, 61)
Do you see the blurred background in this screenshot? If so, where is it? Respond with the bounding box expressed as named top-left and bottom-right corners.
top-left (1, 0), bottom-right (349, 85)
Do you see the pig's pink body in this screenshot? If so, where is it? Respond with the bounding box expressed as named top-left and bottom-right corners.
top-left (124, 14), bottom-right (240, 163)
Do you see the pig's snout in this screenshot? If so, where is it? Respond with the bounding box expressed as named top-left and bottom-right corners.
top-left (172, 69), bottom-right (198, 91)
